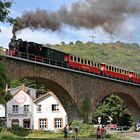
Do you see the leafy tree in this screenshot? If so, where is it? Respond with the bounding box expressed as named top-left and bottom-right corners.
top-left (75, 40), bottom-right (83, 46)
top-left (0, 0), bottom-right (13, 23)
top-left (69, 42), bottom-right (74, 45)
top-left (93, 95), bottom-right (133, 126)
top-left (0, 61), bottom-right (12, 104)
top-left (60, 41), bottom-right (65, 45)
top-left (10, 78), bottom-right (49, 95)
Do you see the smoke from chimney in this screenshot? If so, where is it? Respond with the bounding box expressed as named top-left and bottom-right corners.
top-left (13, 0), bottom-right (140, 35)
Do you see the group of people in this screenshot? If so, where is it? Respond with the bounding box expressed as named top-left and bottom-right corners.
top-left (63, 124), bottom-right (79, 140)
top-left (96, 125), bottom-right (106, 139)
top-left (63, 124), bottom-right (106, 139)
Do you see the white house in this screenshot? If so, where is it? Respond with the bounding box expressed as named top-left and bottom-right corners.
top-left (6, 85), bottom-right (67, 130)
top-left (33, 92), bottom-right (68, 130)
top-left (6, 86), bottom-right (35, 129)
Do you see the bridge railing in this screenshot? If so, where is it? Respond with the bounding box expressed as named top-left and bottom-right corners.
top-left (14, 52), bottom-right (67, 68)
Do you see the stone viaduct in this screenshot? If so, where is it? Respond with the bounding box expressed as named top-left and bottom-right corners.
top-left (3, 55), bottom-right (140, 123)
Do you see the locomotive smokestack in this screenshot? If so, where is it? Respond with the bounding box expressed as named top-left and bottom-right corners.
top-left (12, 29), bottom-right (16, 41)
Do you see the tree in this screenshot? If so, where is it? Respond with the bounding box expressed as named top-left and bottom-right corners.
top-left (93, 95), bottom-right (133, 126)
top-left (60, 41), bottom-right (65, 45)
top-left (10, 78), bottom-right (49, 96)
top-left (0, 0), bottom-right (13, 23)
top-left (0, 60), bottom-right (12, 104)
top-left (75, 40), bottom-right (83, 46)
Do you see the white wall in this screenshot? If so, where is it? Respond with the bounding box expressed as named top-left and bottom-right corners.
top-left (6, 90), bottom-right (34, 128)
top-left (33, 94), bottom-right (67, 130)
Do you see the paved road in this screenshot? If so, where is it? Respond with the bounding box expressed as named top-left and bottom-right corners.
top-left (119, 131), bottom-right (140, 140)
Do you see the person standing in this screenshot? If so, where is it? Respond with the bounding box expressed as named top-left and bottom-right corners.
top-left (96, 126), bottom-right (101, 139)
top-left (64, 125), bottom-right (68, 139)
top-left (101, 126), bottom-right (106, 139)
top-left (66, 124), bottom-right (70, 139)
top-left (74, 126), bottom-right (79, 140)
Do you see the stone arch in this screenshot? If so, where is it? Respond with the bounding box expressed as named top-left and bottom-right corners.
top-left (22, 76), bottom-right (82, 121)
top-left (90, 85), bottom-right (140, 122)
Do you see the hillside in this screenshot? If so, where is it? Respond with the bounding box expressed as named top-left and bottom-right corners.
top-left (47, 41), bottom-right (140, 72)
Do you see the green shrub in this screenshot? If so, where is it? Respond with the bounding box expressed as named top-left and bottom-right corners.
top-left (10, 125), bottom-right (31, 136)
top-left (0, 129), bottom-right (16, 138)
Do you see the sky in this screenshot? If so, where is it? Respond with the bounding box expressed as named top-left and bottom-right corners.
top-left (1, 0), bottom-right (140, 48)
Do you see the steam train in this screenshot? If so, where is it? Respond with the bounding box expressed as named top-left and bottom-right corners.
top-left (6, 38), bottom-right (140, 84)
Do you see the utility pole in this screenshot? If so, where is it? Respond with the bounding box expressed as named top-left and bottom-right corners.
top-left (89, 35), bottom-right (96, 43)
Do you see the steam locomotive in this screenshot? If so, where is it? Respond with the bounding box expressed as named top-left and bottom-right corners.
top-left (6, 38), bottom-right (140, 84)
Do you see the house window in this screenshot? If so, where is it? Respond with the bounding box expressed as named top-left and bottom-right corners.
top-left (37, 105), bottom-right (42, 112)
top-left (11, 119), bottom-right (19, 127)
top-left (54, 118), bottom-right (62, 129)
top-left (13, 105), bottom-right (18, 113)
top-left (39, 119), bottom-right (47, 129)
top-left (52, 104), bottom-right (59, 112)
top-left (23, 119), bottom-right (30, 129)
top-left (24, 105), bottom-right (29, 112)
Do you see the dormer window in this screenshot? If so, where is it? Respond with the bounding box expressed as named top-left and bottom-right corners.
top-left (52, 104), bottom-right (59, 112)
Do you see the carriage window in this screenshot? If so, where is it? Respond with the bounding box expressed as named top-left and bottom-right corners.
top-left (78, 58), bottom-right (80, 63)
top-left (124, 70), bottom-right (126, 74)
top-left (95, 63), bottom-right (96, 67)
top-left (91, 61), bottom-right (93, 66)
top-left (81, 59), bottom-right (83, 64)
top-left (74, 56), bottom-right (77, 61)
top-left (106, 65), bottom-right (108, 70)
top-left (85, 60), bottom-right (87, 64)
top-left (112, 67), bottom-right (114, 71)
top-left (120, 69), bottom-right (122, 73)
top-left (88, 60), bottom-right (90, 65)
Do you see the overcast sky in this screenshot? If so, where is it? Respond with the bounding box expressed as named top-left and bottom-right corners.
top-left (1, 0), bottom-right (140, 48)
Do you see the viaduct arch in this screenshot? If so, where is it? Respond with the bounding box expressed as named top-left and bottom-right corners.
top-left (3, 55), bottom-right (140, 122)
